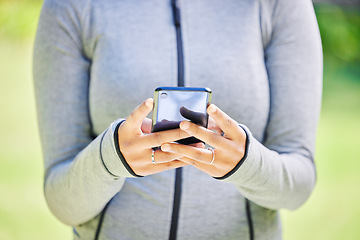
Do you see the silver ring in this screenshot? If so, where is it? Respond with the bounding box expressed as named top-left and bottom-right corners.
top-left (208, 148), bottom-right (215, 165)
top-left (151, 149), bottom-right (156, 164)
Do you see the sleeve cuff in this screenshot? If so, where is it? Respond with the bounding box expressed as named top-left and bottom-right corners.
top-left (100, 119), bottom-right (143, 178)
top-left (214, 124), bottom-right (261, 184)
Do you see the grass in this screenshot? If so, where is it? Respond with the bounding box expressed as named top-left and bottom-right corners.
top-left (1, 1), bottom-right (360, 239)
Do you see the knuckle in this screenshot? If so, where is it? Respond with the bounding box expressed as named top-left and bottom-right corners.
top-left (129, 111), bottom-right (137, 121)
top-left (164, 162), bottom-right (172, 169)
top-left (225, 118), bottom-right (233, 127)
top-left (177, 130), bottom-right (183, 139)
top-left (194, 151), bottom-right (204, 162)
top-left (191, 159), bottom-right (198, 166)
top-left (120, 140), bottom-right (133, 152)
top-left (215, 109), bottom-right (222, 118)
top-left (139, 102), bottom-right (147, 112)
top-left (192, 125), bottom-right (200, 135)
top-left (181, 129), bottom-right (189, 138)
top-left (173, 145), bottom-right (183, 155)
top-left (153, 133), bottom-right (162, 146)
top-left (159, 152), bottom-right (171, 163)
top-left (209, 133), bottom-right (218, 146)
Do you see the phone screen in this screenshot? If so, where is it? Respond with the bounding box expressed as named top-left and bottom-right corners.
top-left (152, 87), bottom-right (212, 144)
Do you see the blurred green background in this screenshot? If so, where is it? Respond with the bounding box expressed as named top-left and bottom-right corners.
top-left (0, 0), bottom-right (359, 239)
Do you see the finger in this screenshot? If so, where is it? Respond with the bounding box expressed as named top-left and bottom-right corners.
top-left (207, 116), bottom-right (223, 135)
top-left (128, 149), bottom-right (183, 167)
top-left (139, 160), bottom-right (188, 176)
top-left (179, 121), bottom-right (231, 150)
top-left (151, 149), bottom-right (184, 164)
top-left (161, 143), bottom-right (215, 165)
top-left (137, 128), bottom-right (190, 149)
top-left (178, 156), bottom-right (221, 177)
top-left (125, 98), bottom-right (153, 131)
top-left (141, 118), bottom-right (152, 134)
top-left (189, 142), bottom-right (206, 149)
top-left (207, 104), bottom-right (243, 140)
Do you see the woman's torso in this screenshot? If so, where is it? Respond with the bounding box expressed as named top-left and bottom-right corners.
top-left (75, 0), bottom-right (279, 239)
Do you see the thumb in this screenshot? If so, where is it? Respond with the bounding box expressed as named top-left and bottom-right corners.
top-left (141, 118), bottom-right (152, 134)
top-left (125, 98), bottom-right (153, 132)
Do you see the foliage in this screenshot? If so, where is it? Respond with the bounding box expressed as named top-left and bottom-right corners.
top-left (315, 4), bottom-right (360, 64)
top-left (0, 0), bottom-right (43, 41)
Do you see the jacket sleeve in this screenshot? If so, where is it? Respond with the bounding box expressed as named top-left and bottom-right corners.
top-left (220, 0), bottom-right (323, 210)
top-left (33, 0), bottom-right (134, 226)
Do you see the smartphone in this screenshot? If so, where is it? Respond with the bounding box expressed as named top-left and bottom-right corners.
top-left (152, 87), bottom-right (212, 145)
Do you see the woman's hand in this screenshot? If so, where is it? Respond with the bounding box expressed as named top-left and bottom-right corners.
top-left (161, 104), bottom-right (247, 178)
top-left (118, 98), bottom-right (192, 176)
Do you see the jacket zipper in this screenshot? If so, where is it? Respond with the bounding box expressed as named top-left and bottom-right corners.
top-left (172, 0), bottom-right (185, 87)
top-left (169, 3), bottom-right (255, 240)
top-left (245, 199), bottom-right (254, 240)
top-left (169, 0), bottom-right (184, 239)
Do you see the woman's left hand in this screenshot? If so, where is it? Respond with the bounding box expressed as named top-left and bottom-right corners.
top-left (161, 104), bottom-right (247, 178)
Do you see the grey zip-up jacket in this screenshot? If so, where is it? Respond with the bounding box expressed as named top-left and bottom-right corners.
top-left (33, 0), bottom-right (322, 239)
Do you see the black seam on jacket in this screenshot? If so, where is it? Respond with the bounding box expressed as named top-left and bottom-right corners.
top-left (214, 126), bottom-right (250, 180)
top-left (99, 128), bottom-right (119, 178)
top-left (245, 199), bottom-right (254, 240)
top-left (114, 121), bottom-right (143, 178)
top-left (94, 197), bottom-right (114, 240)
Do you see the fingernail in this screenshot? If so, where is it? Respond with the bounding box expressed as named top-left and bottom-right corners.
top-left (208, 104), bottom-right (216, 113)
top-left (145, 98), bottom-right (153, 107)
top-left (161, 144), bottom-right (170, 151)
top-left (180, 121), bottom-right (190, 130)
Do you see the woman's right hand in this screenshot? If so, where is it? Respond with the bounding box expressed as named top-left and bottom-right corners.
top-left (118, 98), bottom-right (191, 176)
